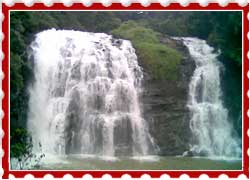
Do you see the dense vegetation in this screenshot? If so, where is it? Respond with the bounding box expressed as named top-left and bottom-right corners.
top-left (112, 20), bottom-right (181, 80)
top-left (10, 127), bottom-right (45, 169)
top-left (117, 11), bottom-right (242, 65)
top-left (10, 11), bottom-right (242, 163)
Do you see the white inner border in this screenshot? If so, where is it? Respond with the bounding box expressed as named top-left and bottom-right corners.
top-left (8, 9), bottom-right (244, 172)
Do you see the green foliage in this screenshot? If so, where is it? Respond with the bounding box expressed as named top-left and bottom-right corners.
top-left (155, 20), bottom-right (188, 36)
top-left (129, 11), bottom-right (242, 65)
top-left (136, 42), bottom-right (182, 80)
top-left (186, 12), bottom-right (214, 39)
top-left (10, 53), bottom-right (24, 92)
top-left (145, 14), bottom-right (189, 37)
top-left (112, 20), bottom-right (160, 43)
top-left (207, 12), bottom-right (242, 65)
top-left (10, 128), bottom-right (45, 169)
top-left (112, 21), bottom-right (182, 80)
top-left (10, 128), bottom-right (32, 159)
top-left (88, 12), bottom-right (122, 32)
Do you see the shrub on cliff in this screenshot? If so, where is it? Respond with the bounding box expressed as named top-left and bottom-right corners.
top-left (112, 21), bottom-right (182, 80)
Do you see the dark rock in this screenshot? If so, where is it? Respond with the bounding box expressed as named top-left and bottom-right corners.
top-left (113, 115), bottom-right (133, 156)
top-left (65, 89), bottom-right (82, 154)
top-left (111, 38), bottom-right (122, 48)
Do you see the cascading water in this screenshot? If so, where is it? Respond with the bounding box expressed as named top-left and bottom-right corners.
top-left (178, 37), bottom-right (242, 158)
top-left (28, 29), bottom-right (156, 157)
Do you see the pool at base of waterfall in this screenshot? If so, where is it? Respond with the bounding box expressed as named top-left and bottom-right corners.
top-left (35, 155), bottom-right (241, 170)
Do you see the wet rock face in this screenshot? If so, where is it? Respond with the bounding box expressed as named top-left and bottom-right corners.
top-left (113, 116), bottom-right (133, 156)
top-left (65, 89), bottom-right (82, 154)
top-left (141, 37), bottom-right (195, 156)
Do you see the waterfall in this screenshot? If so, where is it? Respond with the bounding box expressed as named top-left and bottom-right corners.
top-left (28, 29), bottom-right (155, 157)
top-left (179, 37), bottom-right (241, 158)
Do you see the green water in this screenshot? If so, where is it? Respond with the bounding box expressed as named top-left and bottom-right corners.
top-left (39, 155), bottom-right (242, 170)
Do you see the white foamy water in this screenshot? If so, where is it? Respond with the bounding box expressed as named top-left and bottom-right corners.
top-left (28, 29), bottom-right (156, 157)
top-left (178, 37), bottom-right (241, 158)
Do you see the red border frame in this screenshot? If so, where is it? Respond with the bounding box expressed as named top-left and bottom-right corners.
top-left (2, 3), bottom-right (249, 179)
